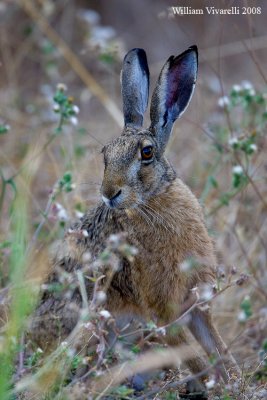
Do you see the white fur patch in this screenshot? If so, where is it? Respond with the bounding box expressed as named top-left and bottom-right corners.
top-left (102, 195), bottom-right (110, 206)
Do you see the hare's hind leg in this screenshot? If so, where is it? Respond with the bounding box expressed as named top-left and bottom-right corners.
top-left (166, 327), bottom-right (207, 375)
top-left (165, 325), bottom-right (209, 396)
top-left (188, 307), bottom-right (241, 382)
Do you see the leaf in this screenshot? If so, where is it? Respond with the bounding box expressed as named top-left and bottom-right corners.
top-left (6, 179), bottom-right (17, 196)
top-left (0, 241), bottom-right (12, 250)
top-left (131, 345), bottom-right (141, 354)
top-left (219, 193), bottom-right (231, 206)
top-left (0, 125), bottom-right (9, 134)
top-left (208, 175), bottom-right (218, 188)
top-left (112, 385), bottom-right (134, 397)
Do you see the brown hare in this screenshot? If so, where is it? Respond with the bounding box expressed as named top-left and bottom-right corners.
top-left (32, 46), bottom-right (240, 394)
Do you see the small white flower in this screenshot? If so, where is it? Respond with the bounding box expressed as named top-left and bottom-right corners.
top-left (180, 260), bottom-right (192, 272)
top-left (109, 234), bottom-right (120, 245)
top-left (41, 284), bottom-right (48, 290)
top-left (238, 310), bottom-right (247, 322)
top-left (201, 284), bottom-right (213, 301)
top-left (77, 9), bottom-right (100, 25)
top-left (72, 105), bottom-right (80, 114)
top-left (75, 210), bottom-right (84, 219)
top-left (82, 251), bottom-right (91, 263)
top-left (67, 348), bottom-right (75, 358)
top-left (55, 203), bottom-right (69, 221)
top-left (156, 327), bottom-right (166, 336)
top-left (99, 309), bottom-right (111, 319)
top-left (70, 183), bottom-right (76, 190)
top-left (83, 322), bottom-right (94, 330)
top-left (36, 347), bottom-right (43, 354)
top-left (228, 137), bottom-right (239, 146)
top-left (249, 143), bottom-right (257, 153)
top-left (218, 96), bottom-right (230, 108)
top-left (205, 378), bottom-right (216, 389)
top-left (82, 229), bottom-right (89, 237)
top-left (70, 116), bottom-right (78, 126)
top-left (53, 103), bottom-right (60, 112)
top-left (57, 83), bottom-right (67, 91)
top-left (232, 84), bottom-right (242, 93)
top-left (241, 80), bottom-right (253, 90)
top-left (131, 246), bottom-right (138, 255)
top-left (91, 26), bottom-right (115, 44)
top-left (232, 165), bottom-right (243, 175)
top-left (96, 291), bottom-right (107, 305)
top-left (61, 341), bottom-right (68, 348)
top-left (57, 207), bottom-right (68, 221)
top-left (4, 124), bottom-right (10, 131)
top-left (248, 88), bottom-right (256, 96)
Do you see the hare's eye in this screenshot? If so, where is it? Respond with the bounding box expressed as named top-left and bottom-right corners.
top-left (141, 145), bottom-right (153, 161)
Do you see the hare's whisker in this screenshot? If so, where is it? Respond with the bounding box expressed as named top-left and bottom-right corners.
top-left (137, 205), bottom-right (156, 231)
top-left (141, 200), bottom-right (176, 236)
top-left (149, 197), bottom-right (182, 231)
top-left (140, 203), bottom-right (166, 232)
top-left (76, 181), bottom-right (101, 186)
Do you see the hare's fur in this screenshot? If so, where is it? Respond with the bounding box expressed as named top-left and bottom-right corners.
top-left (32, 47), bottom-right (240, 386)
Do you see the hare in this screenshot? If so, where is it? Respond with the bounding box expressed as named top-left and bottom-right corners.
top-left (32, 46), bottom-right (240, 393)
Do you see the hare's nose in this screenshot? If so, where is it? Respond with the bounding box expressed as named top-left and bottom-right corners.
top-left (102, 189), bottom-right (122, 208)
top-left (109, 190), bottom-right (122, 201)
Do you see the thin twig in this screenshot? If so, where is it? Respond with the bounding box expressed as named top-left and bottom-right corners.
top-left (16, 333), bottom-right (25, 379)
top-left (77, 270), bottom-right (89, 310)
top-left (231, 225), bottom-right (267, 300)
top-left (234, 24), bottom-right (267, 85)
top-left (26, 189), bottom-right (55, 252)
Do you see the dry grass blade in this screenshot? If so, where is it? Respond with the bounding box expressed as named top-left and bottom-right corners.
top-left (20, 0), bottom-right (123, 129)
top-left (91, 345), bottom-right (198, 395)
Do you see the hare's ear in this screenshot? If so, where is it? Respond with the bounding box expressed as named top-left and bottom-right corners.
top-left (149, 45), bottom-right (198, 150)
top-left (121, 48), bottom-right (149, 128)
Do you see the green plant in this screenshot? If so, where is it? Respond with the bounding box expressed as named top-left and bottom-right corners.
top-left (202, 82), bottom-right (267, 216)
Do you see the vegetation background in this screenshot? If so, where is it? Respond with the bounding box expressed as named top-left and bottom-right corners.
top-left (0, 0), bottom-right (266, 399)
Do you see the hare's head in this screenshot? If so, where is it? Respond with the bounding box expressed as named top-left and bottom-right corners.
top-left (101, 46), bottom-right (198, 209)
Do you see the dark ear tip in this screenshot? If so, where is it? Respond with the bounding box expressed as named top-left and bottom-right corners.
top-left (169, 45), bottom-right (198, 66)
top-left (124, 48), bottom-right (147, 60)
top-left (184, 45), bottom-right (198, 60)
top-left (171, 45), bottom-right (198, 68)
top-left (168, 45), bottom-right (198, 70)
top-left (188, 45), bottom-right (198, 53)
top-left (188, 45), bottom-right (198, 61)
top-left (132, 48), bottom-right (146, 55)
top-left (189, 45), bottom-right (198, 65)
top-left (123, 48), bottom-right (149, 74)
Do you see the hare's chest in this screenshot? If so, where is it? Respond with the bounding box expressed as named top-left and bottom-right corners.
top-left (128, 222), bottom-right (183, 258)
top-left (132, 239), bottom-right (188, 314)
